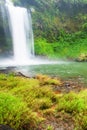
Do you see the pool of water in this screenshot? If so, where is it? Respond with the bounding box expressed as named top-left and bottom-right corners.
top-left (16, 62), bottom-right (87, 85)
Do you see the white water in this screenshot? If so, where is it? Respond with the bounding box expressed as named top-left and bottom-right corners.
top-left (6, 0), bottom-right (34, 63)
top-left (0, 58), bottom-right (68, 67)
top-left (0, 0), bottom-right (67, 67)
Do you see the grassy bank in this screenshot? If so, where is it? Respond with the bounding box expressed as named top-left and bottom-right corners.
top-left (0, 73), bottom-right (87, 129)
top-left (35, 37), bottom-right (87, 60)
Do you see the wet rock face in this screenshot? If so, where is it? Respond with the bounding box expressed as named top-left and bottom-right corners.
top-left (0, 0), bottom-right (13, 57)
top-left (0, 125), bottom-right (14, 130)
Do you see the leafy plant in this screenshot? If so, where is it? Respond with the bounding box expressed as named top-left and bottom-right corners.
top-left (35, 38), bottom-right (54, 56)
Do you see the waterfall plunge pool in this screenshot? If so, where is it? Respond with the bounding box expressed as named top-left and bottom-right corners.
top-left (0, 1), bottom-right (87, 87)
top-left (1, 61), bottom-right (86, 86)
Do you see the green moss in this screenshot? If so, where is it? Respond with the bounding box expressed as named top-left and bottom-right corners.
top-left (46, 125), bottom-right (53, 130)
top-left (36, 74), bottom-right (62, 86)
top-left (0, 74), bottom-right (87, 129)
top-left (0, 92), bottom-right (41, 130)
top-left (56, 90), bottom-right (87, 129)
top-left (0, 74), bottom-right (59, 129)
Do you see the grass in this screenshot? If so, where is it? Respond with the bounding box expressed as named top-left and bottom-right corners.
top-left (0, 73), bottom-right (87, 129)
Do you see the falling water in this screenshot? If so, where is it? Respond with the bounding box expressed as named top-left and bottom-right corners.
top-left (6, 0), bottom-right (34, 63)
top-left (0, 0), bottom-right (65, 67)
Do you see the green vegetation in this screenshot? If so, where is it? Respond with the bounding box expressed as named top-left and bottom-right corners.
top-left (16, 0), bottom-right (87, 59)
top-left (1, 0), bottom-right (87, 59)
top-left (0, 73), bottom-right (87, 129)
top-left (0, 73), bottom-right (60, 129)
top-left (35, 38), bottom-right (54, 57)
top-left (0, 93), bottom-right (31, 129)
top-left (56, 90), bottom-right (87, 129)
top-left (35, 36), bottom-right (87, 59)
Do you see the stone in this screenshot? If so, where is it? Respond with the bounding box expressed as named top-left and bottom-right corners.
top-left (0, 125), bottom-right (14, 130)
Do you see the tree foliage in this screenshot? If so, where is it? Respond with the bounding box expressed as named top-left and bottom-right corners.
top-left (1, 0), bottom-right (87, 58)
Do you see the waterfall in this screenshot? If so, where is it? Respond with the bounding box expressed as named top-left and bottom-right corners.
top-left (5, 0), bottom-right (34, 63)
top-left (0, 0), bottom-right (60, 67)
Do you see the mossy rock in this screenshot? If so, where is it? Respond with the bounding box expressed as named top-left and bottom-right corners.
top-left (76, 53), bottom-right (87, 62)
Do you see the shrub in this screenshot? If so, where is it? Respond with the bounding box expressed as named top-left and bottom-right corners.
top-left (34, 38), bottom-right (54, 56)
